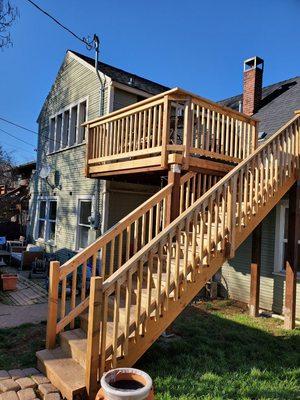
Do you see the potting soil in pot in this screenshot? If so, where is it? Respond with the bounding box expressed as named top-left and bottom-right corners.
top-left (109, 380), bottom-right (144, 391)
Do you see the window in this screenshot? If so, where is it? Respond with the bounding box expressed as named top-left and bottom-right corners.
top-left (274, 200), bottom-right (300, 273)
top-left (36, 198), bottom-right (57, 242)
top-left (48, 98), bottom-right (88, 153)
top-left (77, 198), bottom-right (92, 250)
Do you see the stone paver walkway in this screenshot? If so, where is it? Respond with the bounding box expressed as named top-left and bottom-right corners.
top-left (0, 369), bottom-right (61, 400)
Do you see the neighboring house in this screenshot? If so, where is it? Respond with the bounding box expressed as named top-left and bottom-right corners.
top-left (28, 50), bottom-right (167, 261)
top-left (220, 57), bottom-right (300, 318)
top-left (0, 160), bottom-right (36, 239)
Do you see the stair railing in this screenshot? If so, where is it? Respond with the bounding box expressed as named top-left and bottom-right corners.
top-left (90, 113), bottom-right (300, 380)
top-left (46, 183), bottom-right (173, 349)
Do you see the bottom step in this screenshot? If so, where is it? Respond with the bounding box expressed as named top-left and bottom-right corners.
top-left (36, 348), bottom-right (86, 400)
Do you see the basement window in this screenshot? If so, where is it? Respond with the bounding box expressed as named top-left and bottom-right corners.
top-left (48, 97), bottom-right (88, 154)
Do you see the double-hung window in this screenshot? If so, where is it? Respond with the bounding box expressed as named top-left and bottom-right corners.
top-left (48, 98), bottom-right (88, 153)
top-left (274, 200), bottom-right (300, 273)
top-left (36, 198), bottom-right (57, 242)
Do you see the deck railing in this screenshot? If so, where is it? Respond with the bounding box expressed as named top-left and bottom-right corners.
top-left (86, 113), bottom-right (300, 383)
top-left (85, 88), bottom-right (258, 174)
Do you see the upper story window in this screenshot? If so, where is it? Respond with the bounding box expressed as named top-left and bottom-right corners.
top-left (48, 98), bottom-right (88, 153)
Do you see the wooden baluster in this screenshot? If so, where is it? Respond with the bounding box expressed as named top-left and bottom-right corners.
top-left (156, 244), bottom-right (163, 320)
top-left (238, 169), bottom-right (244, 231)
top-left (165, 234), bottom-right (172, 310)
top-left (128, 115), bottom-right (133, 152)
top-left (157, 104), bottom-right (162, 146)
top-left (141, 214), bottom-right (146, 247)
top-left (198, 204), bottom-right (205, 264)
top-left (126, 225), bottom-right (131, 261)
top-left (149, 208), bottom-right (153, 241)
top-left (146, 252), bottom-right (154, 319)
top-left (125, 116), bottom-right (129, 153)
top-left (229, 117), bottom-right (234, 157)
top-left (225, 116), bottom-right (230, 156)
top-left (100, 292), bottom-right (108, 377)
top-left (92, 253), bottom-right (97, 277)
top-left (183, 218), bottom-right (189, 286)
top-left (118, 233), bottom-right (123, 270)
top-left (221, 184), bottom-right (226, 250)
top-left (174, 227), bottom-right (181, 300)
top-left (81, 261), bottom-right (87, 302)
top-left (206, 195), bottom-right (213, 263)
top-left (180, 181), bottom-right (184, 214)
top-left (85, 277), bottom-right (102, 400)
top-left (70, 270), bottom-right (77, 329)
top-left (109, 238), bottom-right (115, 276)
top-left (243, 165), bottom-right (249, 225)
top-left (214, 191), bottom-right (219, 251)
top-left (134, 220), bottom-right (139, 254)
top-left (206, 109), bottom-right (211, 151)
top-left (135, 260), bottom-right (143, 339)
top-left (155, 203), bottom-right (160, 236)
top-left (216, 112), bottom-right (220, 154)
top-left (234, 120), bottom-right (238, 159)
top-left (101, 246), bottom-right (106, 279)
top-left (112, 280), bottom-right (120, 367)
top-left (152, 106), bottom-right (157, 148)
top-left (61, 277), bottom-right (67, 321)
top-left (133, 113), bottom-right (137, 151)
top-left (46, 261), bottom-right (60, 349)
top-left (147, 107), bottom-right (152, 149)
top-left (221, 114), bottom-right (225, 154)
top-left (211, 110), bottom-right (215, 152)
top-left (191, 211), bottom-right (197, 280)
top-left (137, 112), bottom-right (142, 150)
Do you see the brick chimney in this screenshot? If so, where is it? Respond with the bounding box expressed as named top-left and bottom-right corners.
top-left (243, 56), bottom-right (264, 115)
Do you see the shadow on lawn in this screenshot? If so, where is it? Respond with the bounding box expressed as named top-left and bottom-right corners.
top-left (136, 305), bottom-right (300, 400)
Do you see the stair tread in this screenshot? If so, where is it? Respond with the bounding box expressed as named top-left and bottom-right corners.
top-left (36, 348), bottom-right (85, 398)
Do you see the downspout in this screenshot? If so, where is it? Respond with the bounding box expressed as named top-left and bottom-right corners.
top-left (93, 34), bottom-right (107, 234)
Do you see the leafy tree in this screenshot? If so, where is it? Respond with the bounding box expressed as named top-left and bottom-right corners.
top-left (0, 0), bottom-right (19, 49)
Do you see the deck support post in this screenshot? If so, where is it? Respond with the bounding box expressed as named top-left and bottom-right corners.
top-left (166, 164), bottom-right (181, 225)
top-left (284, 181), bottom-right (300, 329)
top-left (46, 261), bottom-right (60, 349)
top-left (86, 277), bottom-right (103, 399)
top-left (249, 223), bottom-right (262, 317)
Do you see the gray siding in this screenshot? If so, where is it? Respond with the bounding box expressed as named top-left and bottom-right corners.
top-left (222, 208), bottom-right (300, 318)
top-left (113, 88), bottom-right (145, 111)
top-left (29, 52), bottom-right (106, 262)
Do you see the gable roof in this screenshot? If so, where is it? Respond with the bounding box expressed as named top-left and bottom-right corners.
top-left (220, 76), bottom-right (300, 138)
top-left (70, 50), bottom-right (169, 96)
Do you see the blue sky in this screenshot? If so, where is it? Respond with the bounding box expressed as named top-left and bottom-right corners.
top-left (1, 0), bottom-right (300, 164)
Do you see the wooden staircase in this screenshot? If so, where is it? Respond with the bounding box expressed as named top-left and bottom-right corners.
top-left (37, 91), bottom-right (300, 399)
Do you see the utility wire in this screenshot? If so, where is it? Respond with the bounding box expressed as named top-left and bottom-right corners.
top-left (25, 0), bottom-right (94, 49)
top-left (0, 127), bottom-right (36, 148)
top-left (0, 115), bottom-right (68, 147)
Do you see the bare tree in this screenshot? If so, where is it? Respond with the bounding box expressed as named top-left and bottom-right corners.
top-left (0, 0), bottom-right (19, 49)
top-left (0, 144), bottom-right (14, 186)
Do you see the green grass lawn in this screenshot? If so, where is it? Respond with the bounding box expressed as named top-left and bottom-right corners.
top-left (0, 322), bottom-right (46, 370)
top-left (137, 300), bottom-right (300, 400)
top-left (0, 301), bottom-right (299, 399)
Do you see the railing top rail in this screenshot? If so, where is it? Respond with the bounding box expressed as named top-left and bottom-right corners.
top-left (59, 183), bottom-right (173, 279)
top-left (102, 113), bottom-right (299, 292)
top-left (83, 87), bottom-right (259, 127)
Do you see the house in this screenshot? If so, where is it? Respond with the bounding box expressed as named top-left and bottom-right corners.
top-left (28, 50), bottom-right (168, 259)
top-left (0, 160), bottom-right (36, 239)
top-left (220, 57), bottom-right (300, 320)
top-left (34, 53), bottom-right (300, 399)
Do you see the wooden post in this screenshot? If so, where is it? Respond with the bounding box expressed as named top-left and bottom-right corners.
top-left (166, 164), bottom-right (181, 225)
top-left (46, 261), bottom-right (60, 349)
top-left (284, 181), bottom-right (300, 329)
top-left (86, 277), bottom-right (103, 399)
top-left (249, 223), bottom-right (262, 317)
top-left (161, 95), bottom-right (170, 169)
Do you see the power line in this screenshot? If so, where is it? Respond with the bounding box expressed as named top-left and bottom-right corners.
top-left (0, 116), bottom-right (38, 134)
top-left (25, 0), bottom-right (95, 49)
top-left (0, 115), bottom-right (68, 147)
top-left (0, 127), bottom-right (36, 148)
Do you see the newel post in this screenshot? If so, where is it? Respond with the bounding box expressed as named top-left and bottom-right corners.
top-left (86, 277), bottom-right (103, 399)
top-left (46, 261), bottom-right (60, 349)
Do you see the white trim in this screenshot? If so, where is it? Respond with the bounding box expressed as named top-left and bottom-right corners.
top-left (107, 82), bottom-right (114, 113)
top-left (34, 195), bottom-right (58, 244)
top-left (75, 195), bottom-right (95, 251)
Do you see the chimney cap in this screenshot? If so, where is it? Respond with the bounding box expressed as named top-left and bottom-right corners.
top-left (244, 56), bottom-right (264, 72)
